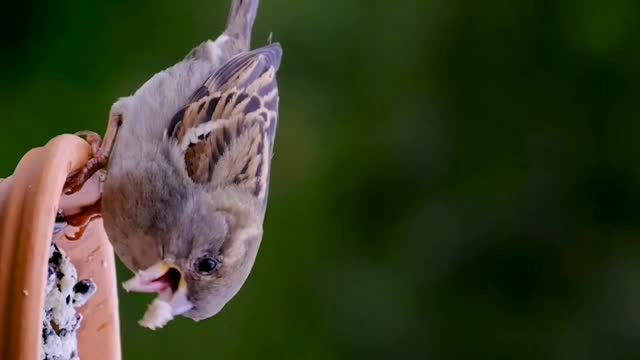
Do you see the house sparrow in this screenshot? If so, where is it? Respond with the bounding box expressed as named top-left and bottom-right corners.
top-left (64, 0), bottom-right (281, 329)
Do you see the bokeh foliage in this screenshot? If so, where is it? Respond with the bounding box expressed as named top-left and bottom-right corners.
top-left (1, 0), bottom-right (639, 358)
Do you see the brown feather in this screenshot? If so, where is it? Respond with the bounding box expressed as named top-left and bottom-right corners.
top-left (166, 43), bottom-right (282, 203)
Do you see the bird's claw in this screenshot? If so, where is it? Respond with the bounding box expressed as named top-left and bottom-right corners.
top-left (63, 132), bottom-right (106, 195)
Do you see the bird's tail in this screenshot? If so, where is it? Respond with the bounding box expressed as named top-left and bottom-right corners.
top-left (225, 0), bottom-right (260, 51)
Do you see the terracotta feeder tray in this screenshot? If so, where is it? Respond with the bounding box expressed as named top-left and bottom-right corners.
top-left (0, 135), bottom-right (121, 360)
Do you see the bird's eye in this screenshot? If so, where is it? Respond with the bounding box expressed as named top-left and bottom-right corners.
top-left (196, 257), bottom-right (220, 275)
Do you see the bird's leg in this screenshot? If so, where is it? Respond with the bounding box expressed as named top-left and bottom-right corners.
top-left (63, 113), bottom-right (122, 195)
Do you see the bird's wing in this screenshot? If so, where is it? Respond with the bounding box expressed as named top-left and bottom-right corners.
top-left (166, 43), bottom-right (282, 203)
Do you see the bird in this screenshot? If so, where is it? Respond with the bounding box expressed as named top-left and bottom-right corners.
top-left (63, 0), bottom-right (282, 329)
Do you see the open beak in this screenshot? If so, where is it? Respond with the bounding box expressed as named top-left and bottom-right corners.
top-left (122, 262), bottom-right (194, 329)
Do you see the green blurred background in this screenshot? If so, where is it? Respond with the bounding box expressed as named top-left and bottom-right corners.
top-left (2, 0), bottom-right (640, 358)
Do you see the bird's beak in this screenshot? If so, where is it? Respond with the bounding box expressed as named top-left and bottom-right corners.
top-left (122, 262), bottom-right (194, 328)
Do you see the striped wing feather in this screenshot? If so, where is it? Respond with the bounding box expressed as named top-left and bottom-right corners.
top-left (166, 43), bottom-right (281, 202)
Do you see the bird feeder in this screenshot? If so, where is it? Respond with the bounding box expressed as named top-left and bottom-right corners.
top-left (0, 135), bottom-right (121, 360)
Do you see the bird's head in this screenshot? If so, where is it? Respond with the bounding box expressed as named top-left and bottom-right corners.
top-left (120, 187), bottom-right (264, 328)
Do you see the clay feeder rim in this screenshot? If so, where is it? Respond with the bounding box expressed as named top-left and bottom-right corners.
top-left (0, 134), bottom-right (121, 360)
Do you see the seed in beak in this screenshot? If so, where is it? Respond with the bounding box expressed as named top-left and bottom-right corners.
top-left (122, 263), bottom-right (183, 295)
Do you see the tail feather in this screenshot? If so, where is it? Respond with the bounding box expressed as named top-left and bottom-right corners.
top-left (225, 0), bottom-right (260, 51)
